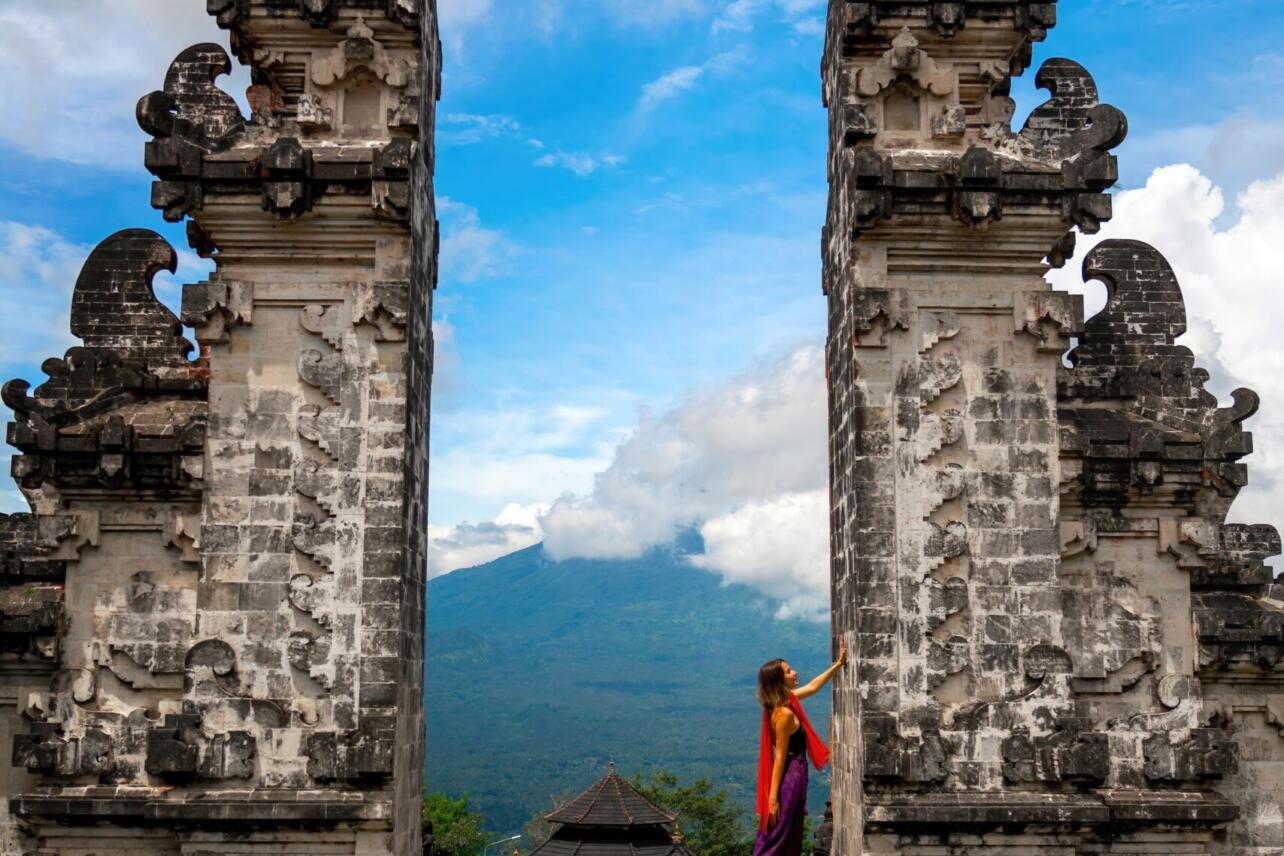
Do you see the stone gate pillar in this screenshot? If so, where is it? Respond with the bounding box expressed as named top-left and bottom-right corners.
top-left (1, 2), bottom-right (438, 853)
top-left (823, 2), bottom-right (1283, 854)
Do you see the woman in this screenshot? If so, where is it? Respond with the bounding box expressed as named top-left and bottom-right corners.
top-left (753, 638), bottom-right (846, 856)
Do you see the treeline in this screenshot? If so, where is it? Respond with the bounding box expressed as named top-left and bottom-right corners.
top-left (423, 769), bottom-right (814, 856)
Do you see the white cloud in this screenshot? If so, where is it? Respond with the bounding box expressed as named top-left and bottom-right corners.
top-left (435, 447), bottom-right (610, 509)
top-left (637, 48), bottom-right (747, 111)
top-left (427, 396), bottom-right (618, 570)
top-left (437, 196), bottom-right (516, 283)
top-left (639, 66), bottom-right (706, 111)
top-left (432, 400), bottom-right (617, 511)
top-left (596, 0), bottom-right (706, 27)
top-left (711, 0), bottom-right (823, 35)
top-left (0, 0), bottom-right (248, 168)
top-left (437, 0), bottom-right (704, 55)
top-left (517, 164), bottom-right (1284, 614)
top-left (438, 115), bottom-right (621, 178)
top-left (429, 502), bottom-right (548, 576)
top-left (0, 222), bottom-right (88, 364)
top-left (439, 113), bottom-right (524, 145)
top-left (693, 490), bottom-right (828, 619)
top-left (430, 316), bottom-right (462, 402)
top-left (789, 15), bottom-right (825, 35)
top-left (1048, 164), bottom-right (1284, 547)
top-left (540, 344), bottom-right (828, 608)
top-left (436, 113), bottom-right (562, 158)
top-left (533, 151), bottom-right (627, 176)
top-left (711, 0), bottom-right (760, 33)
top-left (1122, 115), bottom-right (1284, 205)
top-left (533, 0), bottom-right (565, 34)
top-left (437, 0), bottom-right (496, 55)
top-left (438, 0), bottom-right (494, 27)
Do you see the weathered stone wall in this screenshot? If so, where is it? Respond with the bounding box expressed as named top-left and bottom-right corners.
top-left (822, 1), bottom-right (1284, 853)
top-left (0, 1), bottom-right (438, 853)
top-left (393, 7), bottom-right (441, 853)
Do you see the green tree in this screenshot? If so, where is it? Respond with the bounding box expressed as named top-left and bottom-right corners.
top-left (631, 770), bottom-right (753, 856)
top-left (424, 791), bottom-right (488, 856)
top-left (522, 790), bottom-right (574, 851)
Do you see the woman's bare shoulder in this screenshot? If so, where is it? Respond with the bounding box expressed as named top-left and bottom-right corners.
top-left (771, 705), bottom-right (799, 729)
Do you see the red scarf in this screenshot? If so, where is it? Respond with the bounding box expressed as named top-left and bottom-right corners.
top-left (756, 693), bottom-right (829, 831)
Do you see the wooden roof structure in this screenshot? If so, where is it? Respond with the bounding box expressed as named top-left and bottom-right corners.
top-left (531, 763), bottom-right (697, 856)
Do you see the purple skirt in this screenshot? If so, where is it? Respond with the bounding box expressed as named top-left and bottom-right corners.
top-left (752, 753), bottom-right (808, 856)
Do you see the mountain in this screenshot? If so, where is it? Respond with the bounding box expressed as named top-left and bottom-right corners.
top-left (424, 541), bottom-right (832, 834)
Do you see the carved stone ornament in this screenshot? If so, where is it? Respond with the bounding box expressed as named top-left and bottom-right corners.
top-left (857, 28), bottom-right (954, 98)
top-left (312, 18), bottom-right (412, 89)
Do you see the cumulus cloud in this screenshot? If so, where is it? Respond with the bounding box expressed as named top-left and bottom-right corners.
top-left (540, 344), bottom-right (829, 612)
top-left (693, 490), bottom-right (828, 619)
top-left (1123, 115), bottom-right (1284, 204)
top-left (429, 502), bottom-right (548, 576)
top-left (1047, 164), bottom-right (1284, 543)
top-left (448, 164), bottom-right (1284, 616)
top-left (428, 400), bottom-right (618, 571)
top-left (0, 0), bottom-right (247, 168)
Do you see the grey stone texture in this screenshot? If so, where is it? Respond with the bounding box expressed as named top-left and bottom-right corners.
top-left (0, 1), bottom-right (438, 853)
top-left (822, 1), bottom-right (1284, 853)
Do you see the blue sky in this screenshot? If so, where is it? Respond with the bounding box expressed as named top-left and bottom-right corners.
top-left (3, 1), bottom-right (1284, 609)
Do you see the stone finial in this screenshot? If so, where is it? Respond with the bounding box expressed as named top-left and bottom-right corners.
top-left (68, 229), bottom-right (193, 367)
top-left (1021, 58), bottom-right (1128, 160)
top-left (137, 43), bottom-right (245, 152)
top-left (1069, 240), bottom-right (1188, 375)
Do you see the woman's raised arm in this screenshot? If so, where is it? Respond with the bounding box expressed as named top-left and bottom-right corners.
top-left (793, 636), bottom-right (847, 700)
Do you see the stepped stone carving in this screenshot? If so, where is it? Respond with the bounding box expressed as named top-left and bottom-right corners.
top-left (824, 1), bottom-right (1284, 853)
top-left (0, 1), bottom-right (437, 853)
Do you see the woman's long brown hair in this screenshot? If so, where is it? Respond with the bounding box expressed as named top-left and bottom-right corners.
top-left (757, 658), bottom-right (789, 710)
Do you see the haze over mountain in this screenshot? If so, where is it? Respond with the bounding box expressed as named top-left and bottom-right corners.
top-left (424, 538), bottom-right (832, 833)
